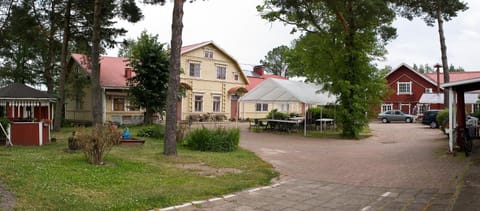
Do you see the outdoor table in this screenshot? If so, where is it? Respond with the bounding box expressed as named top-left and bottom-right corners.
top-left (316, 118), bottom-right (335, 131)
top-left (266, 119), bottom-right (302, 132)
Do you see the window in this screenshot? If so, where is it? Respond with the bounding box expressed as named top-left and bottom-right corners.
top-left (256, 103), bottom-right (268, 112)
top-left (212, 96), bottom-right (221, 112)
top-left (473, 104), bottom-right (480, 113)
top-left (233, 73), bottom-right (239, 81)
top-left (279, 104), bottom-right (289, 112)
top-left (194, 95), bottom-right (203, 112)
top-left (425, 88), bottom-right (433, 93)
top-left (75, 95), bottom-right (83, 110)
top-left (189, 63), bottom-right (200, 77)
top-left (381, 103), bottom-right (393, 113)
top-left (216, 66), bottom-right (226, 80)
top-left (113, 97), bottom-right (125, 111)
top-left (397, 82), bottom-right (412, 95)
top-left (204, 49), bottom-right (213, 58)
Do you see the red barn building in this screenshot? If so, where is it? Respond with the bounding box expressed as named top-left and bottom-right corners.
top-left (382, 64), bottom-right (480, 116)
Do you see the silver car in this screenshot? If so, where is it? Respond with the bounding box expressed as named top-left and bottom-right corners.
top-left (378, 110), bottom-right (416, 123)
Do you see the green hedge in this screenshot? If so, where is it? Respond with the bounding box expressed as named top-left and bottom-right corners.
top-left (183, 127), bottom-right (240, 152)
top-left (437, 109), bottom-right (449, 132)
top-left (137, 125), bottom-right (164, 138)
top-left (266, 109), bottom-right (289, 120)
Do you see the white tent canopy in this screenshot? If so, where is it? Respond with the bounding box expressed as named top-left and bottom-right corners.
top-left (238, 78), bottom-right (337, 136)
top-left (419, 93), bottom-right (480, 104)
top-left (239, 78), bottom-right (337, 105)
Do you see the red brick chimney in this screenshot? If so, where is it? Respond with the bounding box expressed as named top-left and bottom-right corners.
top-left (253, 65), bottom-right (265, 76)
top-left (124, 67), bottom-right (132, 78)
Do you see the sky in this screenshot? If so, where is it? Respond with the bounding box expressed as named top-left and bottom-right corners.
top-left (108, 0), bottom-right (480, 71)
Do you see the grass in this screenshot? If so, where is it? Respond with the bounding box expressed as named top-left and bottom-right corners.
top-left (0, 125), bottom-right (278, 210)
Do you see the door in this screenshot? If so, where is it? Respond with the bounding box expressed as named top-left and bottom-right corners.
top-left (231, 95), bottom-right (239, 120)
top-left (400, 103), bottom-right (411, 114)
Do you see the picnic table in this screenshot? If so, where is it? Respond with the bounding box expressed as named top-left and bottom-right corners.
top-left (316, 118), bottom-right (335, 131)
top-left (266, 119), bottom-right (302, 132)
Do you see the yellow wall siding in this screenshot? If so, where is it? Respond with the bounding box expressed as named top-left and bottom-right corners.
top-left (179, 43), bottom-right (247, 120)
top-left (240, 102), bottom-right (305, 119)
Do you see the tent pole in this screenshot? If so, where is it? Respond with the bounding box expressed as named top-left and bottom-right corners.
top-left (304, 104), bottom-right (307, 136)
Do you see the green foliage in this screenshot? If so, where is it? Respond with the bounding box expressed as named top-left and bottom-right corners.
top-left (137, 125), bottom-right (164, 138)
top-left (437, 109), bottom-right (449, 132)
top-left (259, 0), bottom-right (394, 138)
top-left (308, 106), bottom-right (335, 120)
top-left (184, 127), bottom-right (240, 152)
top-left (0, 127), bottom-right (276, 210)
top-left (260, 45), bottom-right (289, 77)
top-left (394, 0), bottom-right (468, 26)
top-left (126, 31), bottom-right (170, 124)
top-left (266, 109), bottom-right (289, 120)
top-left (0, 117), bottom-right (9, 138)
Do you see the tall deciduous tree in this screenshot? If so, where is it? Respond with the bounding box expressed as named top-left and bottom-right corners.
top-left (260, 45), bottom-right (289, 77)
top-left (126, 32), bottom-right (170, 125)
top-left (259, 0), bottom-right (395, 138)
top-left (395, 0), bottom-right (468, 107)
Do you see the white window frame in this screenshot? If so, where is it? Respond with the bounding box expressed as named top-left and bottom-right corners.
top-left (473, 104), bottom-right (480, 113)
top-left (255, 103), bottom-right (268, 112)
top-left (233, 72), bottom-right (239, 81)
top-left (204, 49), bottom-right (213, 58)
top-left (397, 81), bottom-right (412, 95)
top-left (425, 88), bottom-right (433, 93)
top-left (189, 62), bottom-right (201, 77)
top-left (194, 94), bottom-right (203, 112)
top-left (212, 95), bottom-right (221, 112)
top-left (216, 65), bottom-right (226, 80)
top-left (381, 103), bottom-right (393, 113)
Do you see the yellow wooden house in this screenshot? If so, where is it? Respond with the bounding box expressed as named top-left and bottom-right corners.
top-left (64, 41), bottom-right (248, 124)
top-left (178, 41), bottom-right (249, 121)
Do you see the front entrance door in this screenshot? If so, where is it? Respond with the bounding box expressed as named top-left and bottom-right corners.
top-left (231, 95), bottom-right (239, 120)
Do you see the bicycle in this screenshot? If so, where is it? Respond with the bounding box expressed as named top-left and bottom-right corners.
top-left (453, 127), bottom-right (473, 157)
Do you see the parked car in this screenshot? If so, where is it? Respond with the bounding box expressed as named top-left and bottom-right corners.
top-left (422, 109), bottom-right (441, 128)
top-left (377, 110), bottom-right (416, 123)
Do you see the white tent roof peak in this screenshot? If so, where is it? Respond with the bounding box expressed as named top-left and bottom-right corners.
top-left (239, 78), bottom-right (336, 105)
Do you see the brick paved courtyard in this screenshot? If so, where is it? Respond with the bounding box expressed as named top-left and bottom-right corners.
top-left (157, 122), bottom-right (470, 210)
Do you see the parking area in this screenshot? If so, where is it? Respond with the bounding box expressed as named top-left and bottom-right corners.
top-left (170, 122), bottom-right (470, 210)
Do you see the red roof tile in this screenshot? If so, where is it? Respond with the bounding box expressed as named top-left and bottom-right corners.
top-left (71, 53), bottom-right (133, 88)
top-left (246, 74), bottom-right (287, 91)
top-left (425, 71), bottom-right (480, 84)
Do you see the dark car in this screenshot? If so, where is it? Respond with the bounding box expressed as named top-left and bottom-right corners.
top-left (377, 110), bottom-right (416, 123)
top-left (422, 109), bottom-right (441, 128)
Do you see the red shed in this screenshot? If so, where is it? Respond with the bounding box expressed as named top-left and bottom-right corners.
top-left (0, 83), bottom-right (56, 146)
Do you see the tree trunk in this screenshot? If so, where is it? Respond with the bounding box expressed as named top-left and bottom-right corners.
top-left (45, 0), bottom-right (56, 94)
top-left (436, 1), bottom-right (450, 108)
top-left (53, 0), bottom-right (71, 131)
top-left (144, 107), bottom-right (154, 125)
top-left (91, 0), bottom-right (103, 126)
top-left (164, 0), bottom-right (184, 156)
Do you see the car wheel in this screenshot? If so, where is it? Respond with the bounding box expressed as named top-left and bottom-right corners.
top-left (405, 118), bottom-right (412, 123)
top-left (430, 121), bottom-right (437, 128)
top-left (381, 118), bottom-right (388, 123)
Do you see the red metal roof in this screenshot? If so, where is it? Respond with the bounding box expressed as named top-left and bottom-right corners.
top-left (425, 71), bottom-right (480, 84)
top-left (246, 74), bottom-right (286, 91)
top-left (71, 53), bottom-right (133, 88)
top-left (180, 41), bottom-right (211, 54)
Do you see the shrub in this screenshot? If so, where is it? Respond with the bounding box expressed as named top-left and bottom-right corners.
top-left (437, 109), bottom-right (449, 132)
top-left (266, 109), bottom-right (288, 120)
top-left (68, 131), bottom-right (80, 150)
top-left (0, 117), bottom-right (10, 137)
top-left (77, 125), bottom-right (121, 165)
top-left (184, 127), bottom-right (240, 152)
top-left (137, 125), bottom-right (164, 138)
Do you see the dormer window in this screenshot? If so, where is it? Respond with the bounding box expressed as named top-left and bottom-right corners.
top-left (204, 49), bottom-right (213, 58)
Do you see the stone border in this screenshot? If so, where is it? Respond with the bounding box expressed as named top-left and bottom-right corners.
top-left (152, 180), bottom-right (289, 211)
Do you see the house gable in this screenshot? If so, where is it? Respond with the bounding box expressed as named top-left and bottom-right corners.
top-left (180, 41), bottom-right (248, 85)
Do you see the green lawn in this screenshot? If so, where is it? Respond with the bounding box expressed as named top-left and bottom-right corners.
top-left (0, 126), bottom-right (278, 210)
